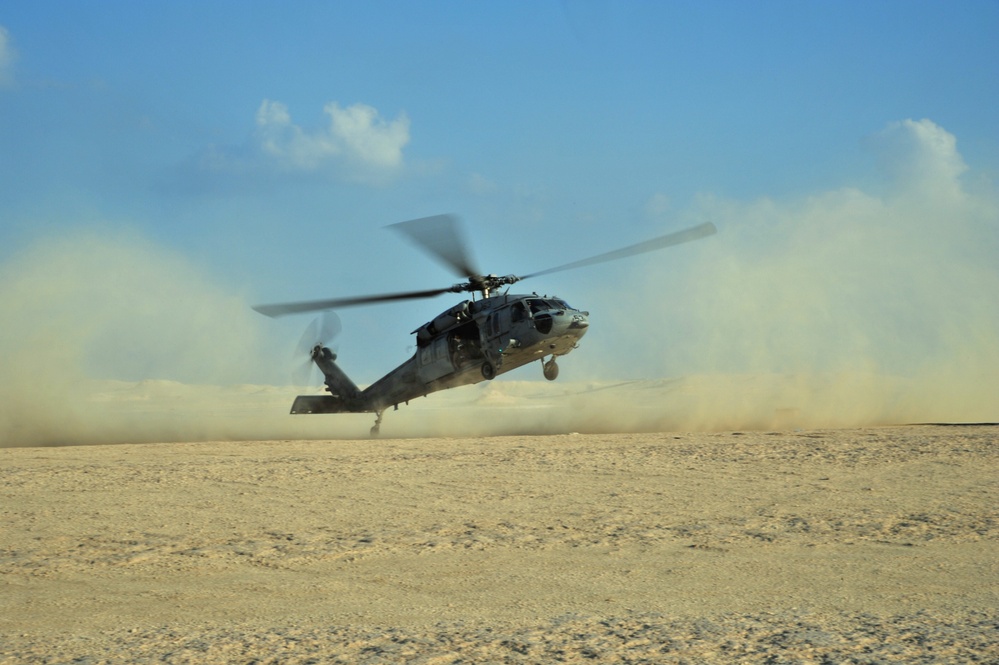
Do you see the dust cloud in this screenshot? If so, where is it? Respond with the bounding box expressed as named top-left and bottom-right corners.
top-left (2, 119), bottom-right (995, 446)
top-left (0, 230), bottom-right (297, 447)
top-left (600, 118), bottom-right (999, 429)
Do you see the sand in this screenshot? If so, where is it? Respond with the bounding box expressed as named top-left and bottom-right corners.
top-left (1, 425), bottom-right (997, 663)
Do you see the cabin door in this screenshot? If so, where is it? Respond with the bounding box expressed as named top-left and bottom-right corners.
top-left (482, 306), bottom-right (513, 361)
top-left (416, 334), bottom-right (454, 383)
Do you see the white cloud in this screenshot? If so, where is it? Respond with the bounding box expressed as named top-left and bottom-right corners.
top-left (0, 25), bottom-right (17, 87)
top-left (869, 118), bottom-right (968, 200)
top-left (251, 99), bottom-right (410, 179)
top-left (325, 102), bottom-right (409, 169)
top-left (188, 100), bottom-right (410, 189)
top-left (255, 100), bottom-right (336, 171)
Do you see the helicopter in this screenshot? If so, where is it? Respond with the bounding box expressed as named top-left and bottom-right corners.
top-left (252, 214), bottom-right (716, 435)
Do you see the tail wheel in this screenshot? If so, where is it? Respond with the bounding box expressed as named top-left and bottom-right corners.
top-left (370, 411), bottom-right (383, 437)
top-left (481, 362), bottom-right (496, 380)
top-left (543, 358), bottom-right (559, 381)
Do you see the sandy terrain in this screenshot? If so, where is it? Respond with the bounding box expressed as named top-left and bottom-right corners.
top-left (1, 424), bottom-right (996, 663)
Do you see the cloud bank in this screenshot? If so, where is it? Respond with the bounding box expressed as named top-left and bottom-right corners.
top-left (197, 100), bottom-right (410, 186)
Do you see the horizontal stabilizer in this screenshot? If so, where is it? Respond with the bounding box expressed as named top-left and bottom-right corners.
top-left (290, 395), bottom-right (343, 414)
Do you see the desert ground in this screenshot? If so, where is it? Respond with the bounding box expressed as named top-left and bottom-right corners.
top-left (1, 419), bottom-right (997, 663)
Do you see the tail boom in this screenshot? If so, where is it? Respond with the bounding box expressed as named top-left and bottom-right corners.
top-left (290, 347), bottom-right (368, 415)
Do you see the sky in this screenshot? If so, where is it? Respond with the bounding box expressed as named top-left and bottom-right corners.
top-left (1, 2), bottom-right (998, 412)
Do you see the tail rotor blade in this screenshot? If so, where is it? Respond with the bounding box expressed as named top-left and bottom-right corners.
top-left (296, 317), bottom-right (320, 357)
top-left (316, 310), bottom-right (342, 345)
top-left (292, 356), bottom-right (317, 389)
top-left (292, 311), bottom-right (342, 388)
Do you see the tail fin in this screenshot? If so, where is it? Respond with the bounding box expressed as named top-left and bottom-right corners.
top-left (290, 347), bottom-right (366, 414)
top-left (314, 347), bottom-right (361, 401)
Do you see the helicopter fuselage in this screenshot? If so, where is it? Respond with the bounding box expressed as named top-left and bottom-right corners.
top-left (290, 293), bottom-right (589, 416)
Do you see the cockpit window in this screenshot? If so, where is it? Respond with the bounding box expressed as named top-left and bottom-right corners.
top-left (527, 298), bottom-right (571, 313)
top-left (511, 301), bottom-right (526, 322)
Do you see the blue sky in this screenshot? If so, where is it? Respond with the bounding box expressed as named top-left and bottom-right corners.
top-left (1, 2), bottom-right (998, 391)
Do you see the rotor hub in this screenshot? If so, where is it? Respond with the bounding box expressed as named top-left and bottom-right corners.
top-left (452, 274), bottom-right (521, 298)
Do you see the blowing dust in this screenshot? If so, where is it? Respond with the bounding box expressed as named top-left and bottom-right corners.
top-left (595, 119), bottom-right (999, 429)
top-left (1, 119), bottom-right (996, 446)
top-left (0, 230), bottom-right (294, 447)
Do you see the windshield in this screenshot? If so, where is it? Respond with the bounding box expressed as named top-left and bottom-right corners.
top-left (527, 298), bottom-right (570, 314)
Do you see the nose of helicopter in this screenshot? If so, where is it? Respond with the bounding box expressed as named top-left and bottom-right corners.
top-left (566, 310), bottom-right (589, 333)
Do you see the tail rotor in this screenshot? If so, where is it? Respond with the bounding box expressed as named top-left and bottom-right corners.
top-left (293, 310), bottom-right (341, 388)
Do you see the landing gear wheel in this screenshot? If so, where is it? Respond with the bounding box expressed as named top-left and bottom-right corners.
top-left (543, 358), bottom-right (559, 381)
top-left (481, 362), bottom-right (496, 380)
top-left (370, 411), bottom-right (384, 437)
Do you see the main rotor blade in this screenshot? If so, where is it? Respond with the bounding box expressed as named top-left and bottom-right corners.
top-left (521, 221), bottom-right (717, 280)
top-left (253, 286), bottom-right (454, 318)
top-left (387, 214), bottom-right (481, 279)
